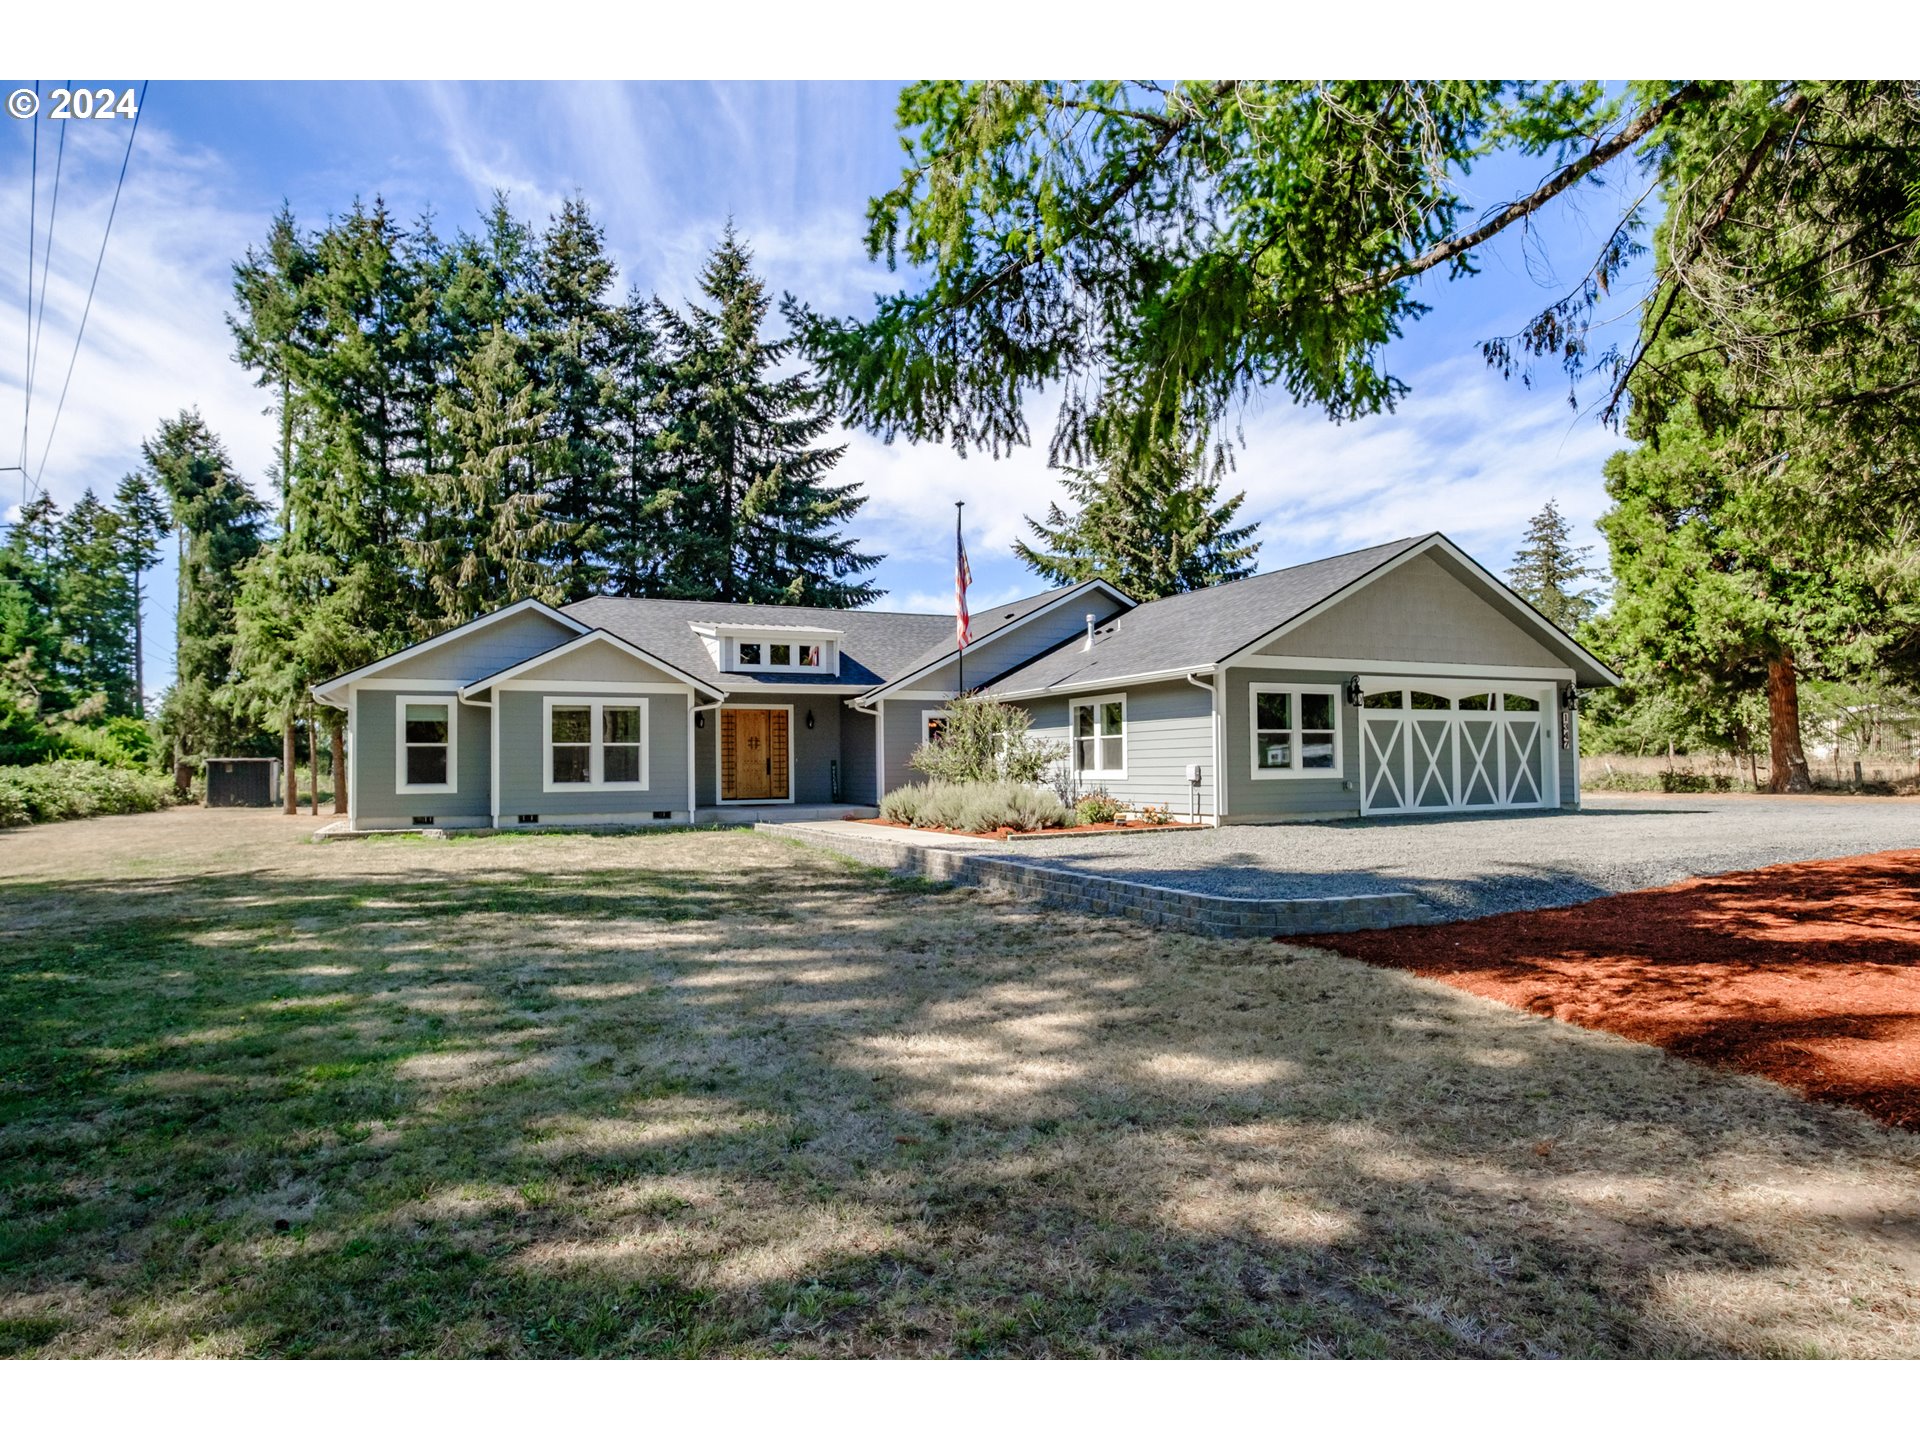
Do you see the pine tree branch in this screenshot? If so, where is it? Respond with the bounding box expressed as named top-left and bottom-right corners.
top-left (1337, 83), bottom-right (1702, 300)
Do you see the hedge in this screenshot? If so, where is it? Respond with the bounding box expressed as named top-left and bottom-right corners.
top-left (0, 760), bottom-right (179, 828)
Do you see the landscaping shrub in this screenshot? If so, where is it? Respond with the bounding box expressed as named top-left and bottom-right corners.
top-left (909, 695), bottom-right (1067, 786)
top-left (1075, 789), bottom-right (1121, 825)
top-left (1135, 803), bottom-right (1174, 825)
top-left (55, 716), bottom-right (159, 770)
top-left (0, 759), bottom-right (179, 828)
top-left (1658, 769), bottom-right (1735, 793)
top-left (879, 780), bottom-right (1071, 833)
top-left (879, 784), bottom-right (928, 825)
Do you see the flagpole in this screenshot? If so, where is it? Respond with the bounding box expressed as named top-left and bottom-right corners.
top-left (955, 501), bottom-right (965, 697)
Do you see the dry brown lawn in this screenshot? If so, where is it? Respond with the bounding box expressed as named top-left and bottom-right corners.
top-left (2, 807), bottom-right (1917, 1358)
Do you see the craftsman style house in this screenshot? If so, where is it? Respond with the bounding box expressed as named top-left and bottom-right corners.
top-left (309, 533), bottom-right (1617, 830)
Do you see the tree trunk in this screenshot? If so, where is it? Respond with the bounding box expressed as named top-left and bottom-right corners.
top-left (131, 572), bottom-right (145, 718)
top-left (307, 709), bottom-right (319, 816)
top-left (283, 719), bottom-right (297, 814)
top-left (332, 721), bottom-right (347, 815)
top-left (1766, 650), bottom-right (1813, 794)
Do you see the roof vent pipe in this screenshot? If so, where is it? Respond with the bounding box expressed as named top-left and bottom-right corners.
top-left (1083, 613), bottom-right (1096, 650)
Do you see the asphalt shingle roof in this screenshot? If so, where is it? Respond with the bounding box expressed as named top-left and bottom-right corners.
top-left (879, 581), bottom-right (1110, 690)
top-left (977, 536), bottom-right (1430, 695)
top-left (558, 580), bottom-right (1111, 695)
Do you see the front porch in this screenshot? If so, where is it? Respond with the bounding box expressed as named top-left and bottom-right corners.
top-left (693, 803), bottom-right (878, 826)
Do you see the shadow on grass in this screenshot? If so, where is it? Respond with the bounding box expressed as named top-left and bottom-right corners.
top-left (2, 831), bottom-right (1915, 1358)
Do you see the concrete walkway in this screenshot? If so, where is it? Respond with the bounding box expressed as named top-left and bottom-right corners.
top-left (761, 820), bottom-right (1433, 938)
top-left (694, 804), bottom-right (878, 826)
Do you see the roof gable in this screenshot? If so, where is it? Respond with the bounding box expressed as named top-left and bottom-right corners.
top-left (458, 629), bottom-right (719, 697)
top-left (979, 539), bottom-right (1424, 696)
top-left (310, 599), bottom-right (587, 704)
top-left (981, 534), bottom-right (1617, 697)
top-left (1236, 536), bottom-right (1619, 684)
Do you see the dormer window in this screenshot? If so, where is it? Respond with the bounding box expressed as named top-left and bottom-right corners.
top-left (716, 628), bottom-right (841, 675)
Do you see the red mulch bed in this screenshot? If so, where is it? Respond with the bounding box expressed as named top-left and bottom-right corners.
top-left (856, 817), bottom-right (1200, 842)
top-left (1303, 850), bottom-right (1920, 1130)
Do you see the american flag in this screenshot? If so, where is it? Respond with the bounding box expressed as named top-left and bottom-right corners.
top-left (955, 528), bottom-right (972, 649)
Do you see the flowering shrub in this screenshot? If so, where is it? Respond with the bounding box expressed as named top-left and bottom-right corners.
top-left (1075, 789), bottom-right (1122, 825)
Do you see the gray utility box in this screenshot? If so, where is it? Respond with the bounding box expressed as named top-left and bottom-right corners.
top-left (205, 757), bottom-right (282, 808)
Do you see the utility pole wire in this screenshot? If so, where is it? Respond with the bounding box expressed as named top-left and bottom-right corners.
top-left (21, 82), bottom-right (40, 506)
top-left (25, 85), bottom-right (70, 445)
top-left (30, 81), bottom-right (149, 500)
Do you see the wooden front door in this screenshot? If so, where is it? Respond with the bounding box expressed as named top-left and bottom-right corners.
top-left (720, 708), bottom-right (789, 801)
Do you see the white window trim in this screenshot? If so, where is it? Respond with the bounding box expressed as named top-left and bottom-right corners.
top-left (1248, 683), bottom-right (1343, 781)
top-left (395, 694), bottom-right (458, 795)
top-left (725, 634), bottom-right (839, 677)
top-left (920, 709), bottom-right (947, 747)
top-left (1069, 692), bottom-right (1128, 781)
top-left (542, 695), bottom-right (651, 793)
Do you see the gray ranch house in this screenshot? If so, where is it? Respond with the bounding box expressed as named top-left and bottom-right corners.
top-left (309, 532), bottom-right (1617, 831)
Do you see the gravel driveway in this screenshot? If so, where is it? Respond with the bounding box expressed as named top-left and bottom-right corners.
top-left (1007, 793), bottom-right (1920, 920)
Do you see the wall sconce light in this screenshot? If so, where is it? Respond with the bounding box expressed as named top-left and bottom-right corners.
top-left (805, 709), bottom-right (816, 730)
top-left (1343, 675), bottom-right (1364, 707)
top-left (1560, 683), bottom-right (1580, 712)
top-left (695, 713), bottom-right (705, 729)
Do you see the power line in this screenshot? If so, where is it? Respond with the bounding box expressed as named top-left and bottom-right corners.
top-left (31, 81), bottom-right (148, 499)
top-left (20, 81), bottom-right (39, 505)
top-left (25, 83), bottom-right (70, 444)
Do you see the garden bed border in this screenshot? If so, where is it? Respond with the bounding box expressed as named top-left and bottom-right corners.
top-left (763, 821), bottom-right (1437, 938)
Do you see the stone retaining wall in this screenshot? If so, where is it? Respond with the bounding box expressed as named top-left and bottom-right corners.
top-left (762, 823), bottom-right (1436, 937)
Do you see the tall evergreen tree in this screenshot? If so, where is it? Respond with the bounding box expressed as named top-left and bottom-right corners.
top-left (0, 495), bottom-right (61, 712)
top-left (1592, 88), bottom-right (1920, 794)
top-left (1017, 430), bottom-right (1258, 599)
top-left (267, 199), bottom-right (444, 684)
top-left (409, 325), bottom-right (564, 630)
top-left (113, 470), bottom-right (169, 716)
top-left (52, 491), bottom-right (138, 715)
top-left (1506, 499), bottom-right (1603, 634)
top-left (602, 287), bottom-right (669, 596)
top-left (228, 541), bottom-right (329, 812)
top-left (442, 193), bottom-right (537, 343)
top-left (144, 411), bottom-right (266, 761)
top-left (654, 225), bottom-right (881, 605)
top-left (229, 204), bottom-right (319, 523)
top-left (530, 197), bottom-right (619, 599)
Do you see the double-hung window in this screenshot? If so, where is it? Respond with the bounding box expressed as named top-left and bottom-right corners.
top-left (396, 696), bottom-right (456, 794)
top-left (544, 697), bottom-right (649, 791)
top-left (1250, 685), bottom-right (1340, 778)
top-left (1071, 694), bottom-right (1126, 779)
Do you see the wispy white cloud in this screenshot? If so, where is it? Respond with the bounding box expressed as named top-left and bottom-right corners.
top-left (1224, 354), bottom-right (1623, 580)
top-left (1, 111), bottom-right (283, 696)
top-left (0, 82), bottom-right (1631, 685)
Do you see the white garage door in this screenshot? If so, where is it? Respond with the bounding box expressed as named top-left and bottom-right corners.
top-left (1358, 679), bottom-right (1558, 816)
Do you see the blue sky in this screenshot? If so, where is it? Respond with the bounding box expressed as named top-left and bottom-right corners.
top-left (0, 81), bottom-right (1653, 699)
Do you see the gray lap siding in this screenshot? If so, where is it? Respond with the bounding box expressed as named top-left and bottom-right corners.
top-left (384, 608), bottom-right (582, 683)
top-left (880, 698), bottom-right (938, 798)
top-left (353, 689), bottom-right (493, 829)
top-left (841, 707), bottom-right (878, 805)
top-left (496, 689), bottom-right (691, 820)
top-left (1018, 679), bottom-right (1217, 819)
top-left (1219, 666), bottom-right (1361, 822)
top-left (694, 692), bottom-right (846, 806)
